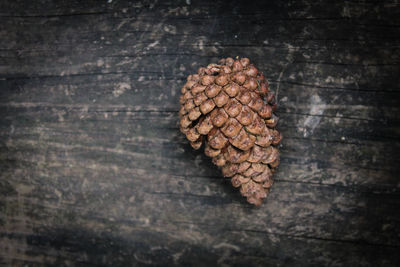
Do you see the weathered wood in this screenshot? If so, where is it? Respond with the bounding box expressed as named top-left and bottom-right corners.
top-left (2, 75), bottom-right (399, 122)
top-left (1, 0), bottom-right (400, 266)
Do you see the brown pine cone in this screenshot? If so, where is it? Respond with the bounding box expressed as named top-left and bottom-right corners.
top-left (179, 57), bottom-right (281, 205)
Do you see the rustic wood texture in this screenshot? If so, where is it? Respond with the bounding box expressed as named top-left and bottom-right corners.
top-left (1, 0), bottom-right (400, 266)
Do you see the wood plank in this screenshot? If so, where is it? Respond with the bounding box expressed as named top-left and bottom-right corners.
top-left (2, 226), bottom-right (399, 266)
top-left (1, 19), bottom-right (399, 93)
top-left (2, 53), bottom-right (399, 93)
top-left (2, 104), bottom-right (398, 143)
top-left (0, 2), bottom-right (399, 94)
top-left (2, 145), bottom-right (400, 246)
top-left (1, 105), bottom-right (399, 187)
top-left (1, 73), bottom-right (399, 122)
top-left (1, 0), bottom-right (399, 23)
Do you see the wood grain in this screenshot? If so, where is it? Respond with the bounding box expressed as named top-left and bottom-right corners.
top-left (1, 0), bottom-right (399, 266)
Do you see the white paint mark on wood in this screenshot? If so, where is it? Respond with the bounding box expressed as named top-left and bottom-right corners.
top-left (196, 37), bottom-right (206, 50)
top-left (16, 184), bottom-right (34, 195)
top-left (117, 18), bottom-right (131, 30)
top-left (167, 6), bottom-right (190, 16)
top-left (285, 43), bottom-right (298, 61)
top-left (172, 250), bottom-right (184, 264)
top-left (129, 195), bottom-right (136, 202)
top-left (79, 105), bottom-right (89, 119)
top-left (213, 242), bottom-right (240, 251)
top-left (97, 59), bottom-right (104, 67)
top-left (341, 2), bottom-right (351, 18)
top-left (56, 109), bottom-right (66, 122)
top-left (298, 94), bottom-right (326, 137)
top-left (325, 76), bottom-right (335, 83)
top-left (147, 40), bottom-right (159, 50)
top-left (279, 96), bottom-right (288, 103)
top-left (113, 82), bottom-right (131, 97)
top-left (164, 24), bottom-right (177, 34)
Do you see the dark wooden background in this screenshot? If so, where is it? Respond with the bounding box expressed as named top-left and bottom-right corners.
top-left (1, 0), bottom-right (400, 266)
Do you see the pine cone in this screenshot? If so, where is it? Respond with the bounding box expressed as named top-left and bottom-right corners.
top-left (179, 57), bottom-right (281, 205)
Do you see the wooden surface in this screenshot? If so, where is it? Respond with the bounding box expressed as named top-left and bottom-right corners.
top-left (1, 0), bottom-right (400, 266)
